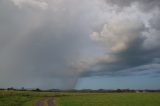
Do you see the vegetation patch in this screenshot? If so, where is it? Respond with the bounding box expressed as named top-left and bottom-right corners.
top-left (56, 93), bottom-right (160, 106)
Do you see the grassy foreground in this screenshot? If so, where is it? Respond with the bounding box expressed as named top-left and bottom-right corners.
top-left (0, 96), bottom-right (40, 106)
top-left (0, 90), bottom-right (53, 106)
top-left (56, 93), bottom-right (160, 106)
top-left (0, 90), bottom-right (160, 106)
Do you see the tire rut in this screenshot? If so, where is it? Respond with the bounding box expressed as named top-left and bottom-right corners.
top-left (47, 98), bottom-right (55, 106)
top-left (36, 98), bottom-right (55, 106)
top-left (35, 99), bottom-right (45, 106)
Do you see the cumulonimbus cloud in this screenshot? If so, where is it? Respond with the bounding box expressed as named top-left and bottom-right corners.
top-left (84, 0), bottom-right (160, 77)
top-left (0, 0), bottom-right (160, 89)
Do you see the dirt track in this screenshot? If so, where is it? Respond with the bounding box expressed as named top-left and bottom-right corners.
top-left (36, 98), bottom-right (55, 106)
top-left (47, 98), bottom-right (55, 106)
top-left (36, 99), bottom-right (44, 106)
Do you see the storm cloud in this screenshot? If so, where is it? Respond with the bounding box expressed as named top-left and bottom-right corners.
top-left (0, 0), bottom-right (96, 89)
top-left (87, 0), bottom-right (160, 77)
top-left (0, 0), bottom-right (160, 89)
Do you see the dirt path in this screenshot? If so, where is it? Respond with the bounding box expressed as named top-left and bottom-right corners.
top-left (47, 98), bottom-right (55, 106)
top-left (36, 99), bottom-right (45, 106)
top-left (35, 98), bottom-right (55, 106)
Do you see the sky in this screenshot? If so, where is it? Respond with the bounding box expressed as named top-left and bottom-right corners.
top-left (0, 0), bottom-right (160, 90)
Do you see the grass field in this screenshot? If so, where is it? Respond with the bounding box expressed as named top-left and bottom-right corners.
top-left (56, 93), bottom-right (160, 106)
top-left (0, 96), bottom-right (40, 106)
top-left (0, 90), bottom-right (53, 106)
top-left (0, 90), bottom-right (160, 106)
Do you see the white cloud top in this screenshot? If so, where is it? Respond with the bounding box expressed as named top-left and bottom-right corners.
top-left (12, 0), bottom-right (48, 10)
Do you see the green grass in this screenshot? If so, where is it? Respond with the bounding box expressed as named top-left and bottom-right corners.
top-left (56, 93), bottom-right (160, 106)
top-left (1, 90), bottom-right (160, 106)
top-left (0, 90), bottom-right (72, 106)
top-left (0, 90), bottom-right (53, 106)
top-left (22, 97), bottom-right (41, 106)
top-left (0, 96), bottom-right (40, 106)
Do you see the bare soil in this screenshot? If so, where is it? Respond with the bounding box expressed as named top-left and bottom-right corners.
top-left (47, 98), bottom-right (55, 106)
top-left (36, 98), bottom-right (55, 106)
top-left (36, 99), bottom-right (45, 106)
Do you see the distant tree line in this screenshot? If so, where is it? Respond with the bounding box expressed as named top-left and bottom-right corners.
top-left (0, 87), bottom-right (160, 93)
